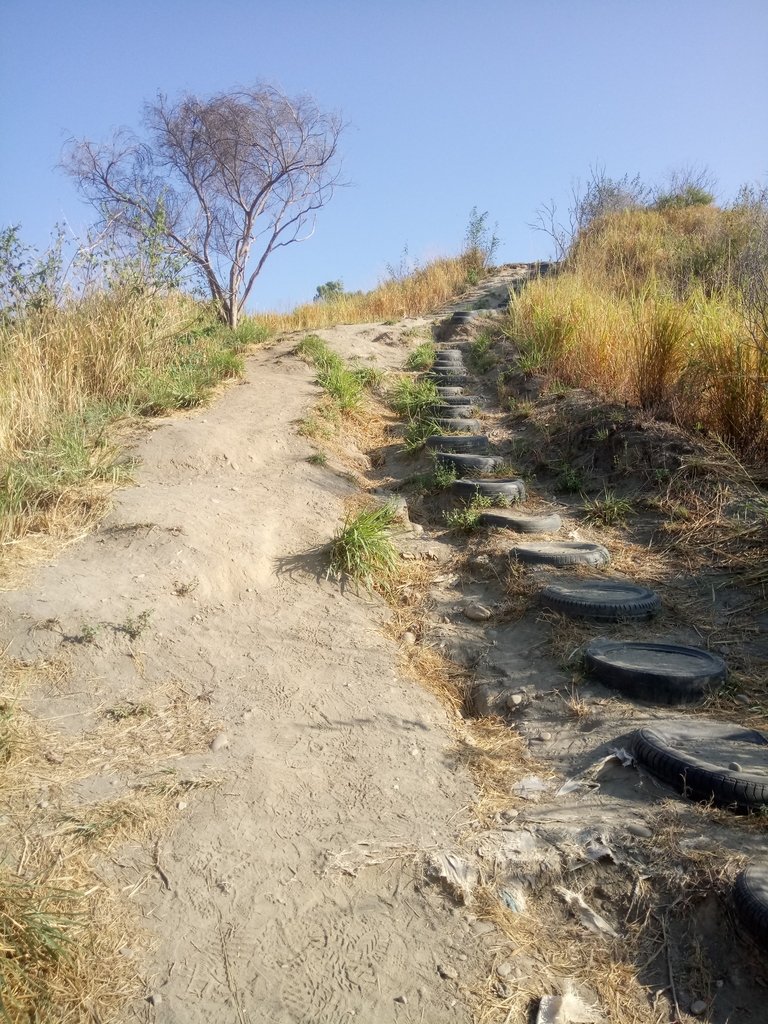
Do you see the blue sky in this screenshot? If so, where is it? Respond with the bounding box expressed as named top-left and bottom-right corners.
top-left (1, 0), bottom-right (766, 311)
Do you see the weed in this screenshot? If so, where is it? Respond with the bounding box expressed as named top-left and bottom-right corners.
top-left (467, 330), bottom-right (496, 373)
top-left (432, 460), bottom-right (458, 489)
top-left (104, 700), bottom-right (152, 721)
top-left (402, 417), bottom-right (441, 454)
top-left (508, 397), bottom-right (534, 418)
top-left (444, 494), bottom-right (493, 531)
top-left (328, 503), bottom-right (400, 589)
top-left (388, 377), bottom-right (439, 418)
top-left (555, 464), bottom-right (586, 493)
top-left (119, 609), bottom-right (152, 641)
top-left (546, 378), bottom-right (571, 398)
top-left (77, 623), bottom-right (99, 644)
top-left (405, 341), bottom-right (436, 371)
top-left (582, 489), bottom-right (635, 526)
top-left (173, 577), bottom-right (199, 596)
top-left (307, 452), bottom-right (328, 467)
top-left (316, 363), bottom-right (364, 412)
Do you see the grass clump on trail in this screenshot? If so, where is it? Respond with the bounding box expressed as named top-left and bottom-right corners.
top-left (509, 178), bottom-right (768, 462)
top-left (444, 494), bottom-right (493, 531)
top-left (296, 334), bottom-right (381, 416)
top-left (405, 341), bottom-right (436, 371)
top-left (328, 502), bottom-right (400, 590)
top-left (388, 376), bottom-right (439, 418)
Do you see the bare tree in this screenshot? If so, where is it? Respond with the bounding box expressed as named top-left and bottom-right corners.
top-left (65, 84), bottom-right (344, 327)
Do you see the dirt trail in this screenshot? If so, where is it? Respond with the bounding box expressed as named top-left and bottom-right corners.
top-left (0, 324), bottom-right (495, 1021)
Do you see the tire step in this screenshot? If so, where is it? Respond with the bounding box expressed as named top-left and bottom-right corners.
top-left (512, 539), bottom-right (608, 563)
top-left (539, 578), bottom-right (660, 621)
top-left (452, 478), bottom-right (526, 502)
top-left (480, 511), bottom-right (562, 534)
top-left (734, 864), bottom-right (768, 946)
top-left (436, 452), bottom-right (505, 474)
top-left (584, 638), bottom-right (726, 704)
top-left (432, 405), bottom-right (477, 419)
top-left (436, 418), bottom-right (483, 432)
top-left (425, 434), bottom-right (489, 454)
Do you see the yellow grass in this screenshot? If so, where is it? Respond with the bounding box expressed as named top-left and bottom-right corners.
top-left (254, 255), bottom-right (474, 332)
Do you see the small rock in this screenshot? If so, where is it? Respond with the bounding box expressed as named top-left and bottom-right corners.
top-left (403, 632), bottom-right (417, 645)
top-left (394, 995), bottom-right (407, 1005)
top-left (177, 800), bottom-right (188, 810)
top-left (437, 964), bottom-right (458, 981)
top-left (734, 693), bottom-right (750, 706)
top-left (531, 731), bottom-right (551, 742)
top-left (45, 751), bottom-right (64, 765)
top-left (716, 980), bottom-right (724, 989)
top-left (508, 693), bottom-right (524, 707)
top-left (728, 762), bottom-right (742, 772)
top-left (210, 732), bottom-right (229, 752)
top-left (410, 524), bottom-right (424, 535)
top-left (496, 962), bottom-right (513, 979)
top-left (690, 999), bottom-right (707, 1016)
top-left (464, 603), bottom-right (492, 622)
top-left (147, 992), bottom-right (163, 1007)
top-left (626, 823), bottom-right (653, 839)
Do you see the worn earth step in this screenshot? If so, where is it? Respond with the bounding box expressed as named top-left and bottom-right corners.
top-left (511, 540), bottom-right (609, 564)
top-left (452, 478), bottom-right (526, 502)
top-left (539, 578), bottom-right (661, 621)
top-left (425, 434), bottom-right (489, 454)
top-left (584, 638), bottom-right (727, 704)
top-left (480, 511), bottom-right (562, 534)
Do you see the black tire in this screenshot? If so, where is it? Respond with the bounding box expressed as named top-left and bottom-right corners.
top-left (512, 540), bottom-right (608, 564)
top-left (436, 452), bottom-right (505, 475)
top-left (584, 638), bottom-right (727, 704)
top-left (539, 579), bottom-right (660, 621)
top-left (434, 395), bottom-right (477, 407)
top-left (425, 434), bottom-right (489, 454)
top-left (632, 722), bottom-right (768, 813)
top-left (482, 511), bottom-right (562, 534)
top-left (451, 310), bottom-right (477, 324)
top-left (433, 355), bottom-right (465, 364)
top-left (436, 418), bottom-right (483, 432)
top-left (429, 368), bottom-right (470, 379)
top-left (435, 349), bottom-right (463, 359)
top-left (436, 386), bottom-right (464, 397)
top-left (452, 478), bottom-right (526, 502)
top-left (432, 405), bottom-right (478, 419)
top-left (734, 865), bottom-right (768, 946)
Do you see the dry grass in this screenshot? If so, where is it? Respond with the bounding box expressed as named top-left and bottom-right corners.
top-left (506, 206), bottom-right (768, 462)
top-left (254, 256), bottom-right (475, 333)
top-left (0, 658), bottom-right (218, 1021)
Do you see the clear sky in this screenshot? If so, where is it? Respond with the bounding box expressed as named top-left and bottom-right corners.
top-left (1, 0), bottom-right (766, 311)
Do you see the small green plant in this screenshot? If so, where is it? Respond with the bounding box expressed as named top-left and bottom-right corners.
top-left (389, 377), bottom-right (439, 418)
top-left (77, 623), bottom-right (99, 644)
top-left (582, 489), bottom-right (635, 526)
top-left (594, 427), bottom-right (610, 442)
top-left (402, 417), bottom-right (441, 453)
top-left (307, 452), bottom-right (328, 467)
top-left (431, 460), bottom-right (458, 489)
top-left (444, 494), bottom-right (493, 531)
top-left (328, 503), bottom-right (400, 589)
top-left (405, 342), bottom-right (436, 371)
top-left (555, 464), bottom-right (586, 493)
top-left (546, 378), bottom-right (571, 398)
top-left (120, 609), bottom-right (152, 641)
top-left (467, 330), bottom-right (496, 373)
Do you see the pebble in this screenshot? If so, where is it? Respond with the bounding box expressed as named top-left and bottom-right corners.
top-left (147, 992), bottom-right (163, 1007)
top-left (690, 999), bottom-right (707, 1016)
top-left (532, 731), bottom-right (552, 742)
top-left (410, 524), bottom-right (424, 535)
top-left (394, 995), bottom-right (407, 1005)
top-left (728, 762), bottom-right (742, 772)
top-left (464, 603), bottom-right (492, 621)
top-left (734, 694), bottom-right (750, 706)
top-left (437, 964), bottom-right (458, 980)
top-left (496, 962), bottom-right (513, 979)
top-left (627, 823), bottom-right (653, 839)
top-left (210, 732), bottom-right (229, 752)
top-left (507, 693), bottom-right (524, 707)
top-left (403, 632), bottom-right (417, 645)
top-left (45, 751), bottom-right (64, 765)
top-left (177, 800), bottom-right (188, 810)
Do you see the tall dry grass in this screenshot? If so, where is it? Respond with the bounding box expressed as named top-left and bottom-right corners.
top-left (254, 255), bottom-right (474, 333)
top-left (508, 205), bottom-right (768, 461)
top-left (0, 289), bottom-right (254, 557)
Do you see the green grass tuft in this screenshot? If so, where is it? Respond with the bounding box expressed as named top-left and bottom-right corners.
top-left (328, 503), bottom-right (400, 589)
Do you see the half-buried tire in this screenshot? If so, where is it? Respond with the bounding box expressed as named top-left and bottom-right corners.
top-left (512, 540), bottom-right (609, 564)
top-left (436, 418), bottom-right (483, 432)
top-left (735, 865), bottom-right (768, 946)
top-left (425, 434), bottom-right (489, 454)
top-left (432, 405), bottom-right (478, 419)
top-left (539, 579), bottom-right (660, 621)
top-left (584, 638), bottom-right (727, 704)
top-left (436, 386), bottom-right (464, 397)
top-left (632, 721), bottom-right (768, 813)
top-left (452, 478), bottom-right (526, 502)
top-left (436, 452), bottom-right (505, 475)
top-left (434, 394), bottom-right (478, 407)
top-left (480, 511), bottom-right (562, 534)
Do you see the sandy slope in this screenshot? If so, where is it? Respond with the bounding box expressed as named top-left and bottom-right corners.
top-left (0, 330), bottom-right (484, 1022)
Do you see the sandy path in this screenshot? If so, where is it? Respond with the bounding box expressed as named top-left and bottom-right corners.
top-left (0, 333), bottom-right (483, 1022)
